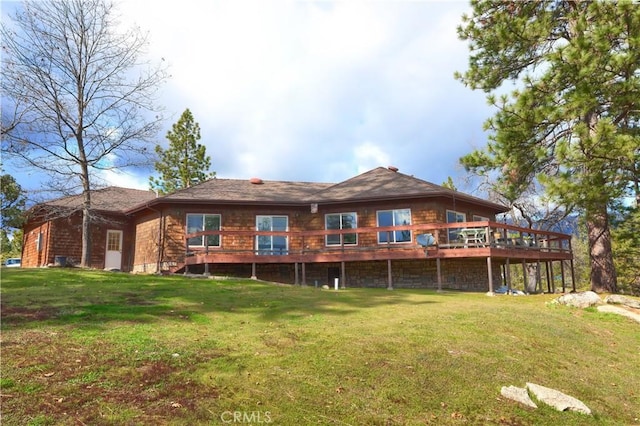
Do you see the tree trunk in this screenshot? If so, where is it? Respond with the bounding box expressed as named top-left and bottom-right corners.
top-left (586, 203), bottom-right (617, 293)
top-left (81, 200), bottom-right (91, 268)
top-left (525, 263), bottom-right (539, 293)
top-left (79, 144), bottom-right (92, 268)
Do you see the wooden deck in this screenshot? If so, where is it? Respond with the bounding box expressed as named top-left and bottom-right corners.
top-left (180, 221), bottom-right (574, 292)
top-left (184, 221), bottom-right (573, 265)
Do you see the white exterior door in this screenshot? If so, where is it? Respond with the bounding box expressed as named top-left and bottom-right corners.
top-left (105, 230), bottom-right (123, 270)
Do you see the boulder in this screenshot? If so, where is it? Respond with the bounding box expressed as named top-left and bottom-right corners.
top-left (597, 305), bottom-right (640, 324)
top-left (500, 385), bottom-right (537, 408)
top-left (604, 294), bottom-right (640, 309)
top-left (554, 291), bottom-right (601, 308)
top-left (526, 382), bottom-right (591, 415)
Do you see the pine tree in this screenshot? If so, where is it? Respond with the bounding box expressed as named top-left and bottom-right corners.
top-left (456, 1), bottom-right (640, 293)
top-left (150, 109), bottom-right (215, 195)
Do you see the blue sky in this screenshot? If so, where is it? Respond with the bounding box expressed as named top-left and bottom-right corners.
top-left (3, 0), bottom-right (496, 194)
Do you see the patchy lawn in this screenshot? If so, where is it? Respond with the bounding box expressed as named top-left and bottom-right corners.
top-left (1, 268), bottom-right (639, 425)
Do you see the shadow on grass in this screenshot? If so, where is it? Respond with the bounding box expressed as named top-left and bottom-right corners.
top-left (1, 268), bottom-right (445, 329)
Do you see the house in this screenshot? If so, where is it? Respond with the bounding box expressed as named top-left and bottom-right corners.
top-left (21, 167), bottom-right (575, 292)
top-left (21, 187), bottom-right (156, 270)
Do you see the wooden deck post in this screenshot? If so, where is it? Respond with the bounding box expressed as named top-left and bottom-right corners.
top-left (251, 262), bottom-right (257, 280)
top-left (387, 259), bottom-right (393, 290)
top-left (545, 262), bottom-right (551, 294)
top-left (570, 259), bottom-right (576, 292)
top-left (521, 260), bottom-right (527, 292)
top-left (505, 258), bottom-right (511, 292)
top-left (301, 262), bottom-right (306, 286)
top-left (341, 261), bottom-right (346, 289)
top-left (560, 260), bottom-right (566, 293)
top-left (203, 262), bottom-right (210, 276)
top-left (436, 258), bottom-right (442, 292)
top-left (486, 257), bottom-right (494, 294)
top-left (549, 262), bottom-right (555, 293)
top-left (536, 260), bottom-right (541, 293)
top-left (294, 262), bottom-right (299, 285)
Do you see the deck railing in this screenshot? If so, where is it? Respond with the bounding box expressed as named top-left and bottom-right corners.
top-left (184, 221), bottom-right (572, 259)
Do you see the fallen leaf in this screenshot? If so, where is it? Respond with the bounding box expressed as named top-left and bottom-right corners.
top-left (44, 372), bottom-right (55, 377)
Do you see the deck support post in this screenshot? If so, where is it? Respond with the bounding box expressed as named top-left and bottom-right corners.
top-left (294, 262), bottom-right (299, 285)
top-left (203, 262), bottom-right (210, 276)
top-left (560, 260), bottom-right (566, 293)
top-left (251, 262), bottom-right (257, 280)
top-left (301, 262), bottom-right (306, 286)
top-left (548, 262), bottom-right (554, 294)
top-left (505, 258), bottom-right (511, 292)
top-left (436, 258), bottom-right (442, 292)
top-left (521, 260), bottom-right (528, 292)
top-left (536, 260), bottom-right (541, 293)
top-left (570, 259), bottom-right (576, 292)
top-left (545, 262), bottom-right (551, 294)
top-left (341, 261), bottom-right (346, 289)
top-left (387, 259), bottom-right (393, 290)
top-left (486, 256), bottom-right (494, 295)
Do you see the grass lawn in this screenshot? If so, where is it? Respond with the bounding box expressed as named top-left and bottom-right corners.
top-left (1, 268), bottom-right (639, 425)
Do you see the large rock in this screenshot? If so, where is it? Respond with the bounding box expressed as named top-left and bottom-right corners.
top-left (554, 291), bottom-right (601, 308)
top-left (526, 382), bottom-right (591, 415)
top-left (604, 294), bottom-right (640, 309)
top-left (500, 386), bottom-right (537, 408)
top-left (597, 305), bottom-right (640, 324)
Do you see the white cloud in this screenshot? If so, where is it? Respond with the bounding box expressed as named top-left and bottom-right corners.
top-left (12, 0), bottom-right (493, 192)
top-left (354, 141), bottom-right (391, 174)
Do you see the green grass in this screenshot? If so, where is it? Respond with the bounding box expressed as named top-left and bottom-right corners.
top-left (1, 268), bottom-right (639, 425)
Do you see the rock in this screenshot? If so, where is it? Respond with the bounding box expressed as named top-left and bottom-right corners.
top-left (554, 291), bottom-right (601, 308)
top-left (526, 382), bottom-right (591, 415)
top-left (597, 305), bottom-right (640, 324)
top-left (604, 294), bottom-right (640, 309)
top-left (321, 285), bottom-right (330, 290)
top-left (500, 385), bottom-right (537, 408)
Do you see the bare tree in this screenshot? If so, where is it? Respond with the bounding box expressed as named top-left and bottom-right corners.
top-left (1, 0), bottom-right (168, 267)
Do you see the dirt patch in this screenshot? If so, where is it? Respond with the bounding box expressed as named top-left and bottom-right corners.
top-left (2, 333), bottom-right (220, 425)
top-left (0, 304), bottom-right (60, 323)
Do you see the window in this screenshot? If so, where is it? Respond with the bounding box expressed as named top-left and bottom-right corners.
top-left (107, 231), bottom-right (121, 251)
top-left (446, 210), bottom-right (466, 243)
top-left (256, 215), bottom-right (288, 255)
top-left (377, 209), bottom-right (412, 243)
top-left (186, 214), bottom-right (221, 247)
top-left (325, 212), bottom-right (357, 246)
top-left (36, 232), bottom-right (43, 252)
top-left (473, 215), bottom-right (490, 222)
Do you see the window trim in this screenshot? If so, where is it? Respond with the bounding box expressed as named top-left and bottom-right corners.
top-left (473, 214), bottom-right (490, 222)
top-left (325, 212), bottom-right (358, 246)
top-left (376, 208), bottom-right (412, 244)
top-left (186, 213), bottom-right (221, 248)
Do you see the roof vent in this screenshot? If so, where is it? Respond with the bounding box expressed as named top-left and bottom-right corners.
top-left (387, 166), bottom-right (399, 172)
top-left (249, 177), bottom-right (264, 184)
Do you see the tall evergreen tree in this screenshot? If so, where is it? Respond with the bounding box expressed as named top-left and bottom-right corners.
top-left (150, 109), bottom-right (215, 195)
top-left (456, 0), bottom-right (640, 293)
top-left (0, 173), bottom-right (26, 232)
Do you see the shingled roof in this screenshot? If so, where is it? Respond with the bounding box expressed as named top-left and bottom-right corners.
top-left (155, 178), bottom-right (332, 205)
top-left (42, 187), bottom-right (157, 213)
top-left (125, 166), bottom-right (508, 213)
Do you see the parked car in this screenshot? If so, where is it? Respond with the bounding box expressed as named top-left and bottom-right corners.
top-left (3, 258), bottom-right (21, 268)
